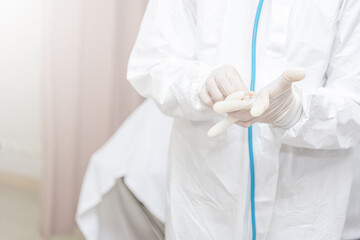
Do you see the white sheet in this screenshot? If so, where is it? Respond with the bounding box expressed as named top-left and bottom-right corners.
top-left (76, 99), bottom-right (173, 239)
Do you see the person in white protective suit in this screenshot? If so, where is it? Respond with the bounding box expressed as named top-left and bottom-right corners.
top-left (76, 101), bottom-right (359, 240)
top-left (76, 100), bottom-right (359, 240)
top-left (131, 0), bottom-right (360, 239)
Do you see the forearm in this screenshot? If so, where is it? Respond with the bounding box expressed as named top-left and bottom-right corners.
top-left (272, 86), bottom-right (360, 149)
top-left (128, 56), bottom-right (216, 121)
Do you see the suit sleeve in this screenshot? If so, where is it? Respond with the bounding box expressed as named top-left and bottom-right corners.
top-left (272, 0), bottom-right (360, 149)
top-left (127, 0), bottom-right (217, 121)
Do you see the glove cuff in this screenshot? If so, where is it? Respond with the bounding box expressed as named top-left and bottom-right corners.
top-left (274, 90), bottom-right (302, 129)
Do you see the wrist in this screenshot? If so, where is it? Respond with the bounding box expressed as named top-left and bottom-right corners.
top-left (274, 91), bottom-right (302, 129)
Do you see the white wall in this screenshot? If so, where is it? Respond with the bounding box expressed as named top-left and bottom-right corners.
top-left (0, 0), bottom-right (43, 179)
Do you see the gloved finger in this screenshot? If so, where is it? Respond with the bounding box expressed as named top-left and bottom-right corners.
top-left (214, 73), bottom-right (235, 96)
top-left (244, 91), bottom-right (255, 100)
top-left (213, 100), bottom-right (253, 114)
top-left (208, 117), bottom-right (238, 137)
top-left (250, 90), bottom-right (270, 117)
top-left (235, 119), bottom-right (254, 128)
top-left (206, 77), bottom-right (224, 102)
top-left (269, 70), bottom-right (305, 97)
top-left (280, 70), bottom-right (305, 86)
top-left (199, 88), bottom-right (213, 108)
top-left (226, 69), bottom-right (248, 91)
top-left (225, 91), bottom-right (245, 101)
top-left (228, 110), bottom-right (254, 122)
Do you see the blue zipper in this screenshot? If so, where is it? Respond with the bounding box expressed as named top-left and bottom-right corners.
top-left (248, 0), bottom-right (264, 240)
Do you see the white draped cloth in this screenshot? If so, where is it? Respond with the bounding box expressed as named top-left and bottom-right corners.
top-left (76, 100), bottom-right (172, 239)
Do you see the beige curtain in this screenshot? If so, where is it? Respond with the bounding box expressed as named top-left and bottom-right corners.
top-left (40, 0), bottom-right (148, 238)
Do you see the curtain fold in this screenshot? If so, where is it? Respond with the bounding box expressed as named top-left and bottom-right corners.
top-left (41, 0), bottom-right (147, 238)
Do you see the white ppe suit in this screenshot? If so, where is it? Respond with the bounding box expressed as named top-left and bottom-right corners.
top-left (127, 0), bottom-right (360, 239)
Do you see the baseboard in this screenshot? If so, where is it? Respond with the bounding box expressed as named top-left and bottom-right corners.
top-left (0, 170), bottom-right (40, 193)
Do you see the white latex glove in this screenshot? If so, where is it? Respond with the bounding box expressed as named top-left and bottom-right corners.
top-left (208, 70), bottom-right (305, 137)
top-left (199, 65), bottom-right (250, 107)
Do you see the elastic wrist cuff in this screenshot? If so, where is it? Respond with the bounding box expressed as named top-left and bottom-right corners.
top-left (274, 91), bottom-right (302, 129)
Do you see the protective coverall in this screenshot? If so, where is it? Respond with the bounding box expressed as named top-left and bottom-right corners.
top-left (127, 0), bottom-right (360, 239)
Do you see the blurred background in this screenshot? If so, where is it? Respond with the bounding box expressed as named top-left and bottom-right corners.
top-left (0, 0), bottom-right (148, 239)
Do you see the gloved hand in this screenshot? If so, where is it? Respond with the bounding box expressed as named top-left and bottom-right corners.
top-left (229, 70), bottom-right (305, 127)
top-left (199, 65), bottom-right (250, 107)
top-left (208, 70), bottom-right (305, 137)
